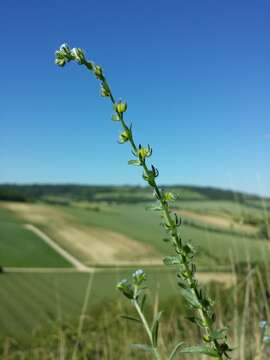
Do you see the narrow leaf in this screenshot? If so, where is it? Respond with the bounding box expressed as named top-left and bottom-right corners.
top-left (177, 277), bottom-right (188, 289)
top-left (210, 327), bottom-right (228, 340)
top-left (179, 345), bottom-right (219, 357)
top-left (120, 315), bottom-right (141, 324)
top-left (151, 311), bottom-right (162, 347)
top-left (186, 316), bottom-right (203, 328)
top-left (139, 293), bottom-right (147, 312)
top-left (163, 256), bottom-right (180, 266)
top-left (128, 159), bottom-right (141, 166)
top-left (111, 114), bottom-right (120, 121)
top-left (145, 205), bottom-right (163, 211)
top-left (168, 342), bottom-right (185, 360)
top-left (180, 288), bottom-right (201, 309)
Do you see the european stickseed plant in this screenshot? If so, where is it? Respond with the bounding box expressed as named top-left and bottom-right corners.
top-left (55, 44), bottom-right (232, 359)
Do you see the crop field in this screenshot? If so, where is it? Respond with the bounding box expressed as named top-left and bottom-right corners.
top-left (0, 187), bottom-right (269, 352)
top-left (1, 200), bottom-right (269, 268)
top-left (0, 269), bottom-right (178, 342)
top-left (0, 207), bottom-right (70, 268)
top-left (0, 269), bottom-right (236, 344)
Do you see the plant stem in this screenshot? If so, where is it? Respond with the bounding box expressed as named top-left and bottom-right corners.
top-left (103, 79), bottom-right (224, 358)
top-left (74, 60), bottom-right (226, 359)
top-left (133, 300), bottom-right (162, 360)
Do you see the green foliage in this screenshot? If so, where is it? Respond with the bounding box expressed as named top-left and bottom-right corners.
top-left (163, 256), bottom-right (180, 266)
top-left (151, 311), bottom-right (163, 347)
top-left (177, 345), bottom-right (220, 357)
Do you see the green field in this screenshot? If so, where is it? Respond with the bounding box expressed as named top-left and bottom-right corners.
top-left (1, 201), bottom-right (269, 268)
top-left (0, 207), bottom-right (71, 267)
top-left (60, 203), bottom-right (270, 267)
top-left (0, 269), bottom-right (180, 343)
top-left (0, 190), bottom-right (269, 348)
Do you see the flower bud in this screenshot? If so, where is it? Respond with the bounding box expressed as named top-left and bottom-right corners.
top-left (115, 101), bottom-right (127, 114)
top-left (55, 50), bottom-right (67, 67)
top-left (137, 145), bottom-right (152, 160)
top-left (71, 48), bottom-right (85, 64)
top-left (132, 269), bottom-right (146, 285)
top-left (94, 65), bottom-right (104, 80)
top-left (100, 83), bottom-right (110, 97)
top-left (119, 129), bottom-right (131, 143)
top-left (116, 279), bottom-right (134, 299)
top-left (59, 43), bottom-right (71, 56)
top-left (55, 57), bottom-right (66, 67)
top-left (163, 192), bottom-right (175, 201)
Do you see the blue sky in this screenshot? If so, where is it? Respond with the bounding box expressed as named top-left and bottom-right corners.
top-left (1, 0), bottom-right (270, 195)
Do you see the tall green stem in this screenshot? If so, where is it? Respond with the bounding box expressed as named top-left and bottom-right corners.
top-left (54, 44), bottom-right (231, 359)
top-left (133, 300), bottom-right (162, 360)
top-left (104, 79), bottom-right (223, 359)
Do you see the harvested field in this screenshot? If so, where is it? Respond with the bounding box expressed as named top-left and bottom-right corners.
top-left (53, 225), bottom-right (159, 265)
top-left (1, 202), bottom-right (159, 266)
top-left (179, 209), bottom-right (257, 234)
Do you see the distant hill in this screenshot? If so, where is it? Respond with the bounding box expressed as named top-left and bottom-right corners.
top-left (0, 184), bottom-right (268, 204)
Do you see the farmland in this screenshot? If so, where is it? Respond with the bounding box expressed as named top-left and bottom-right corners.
top-left (0, 206), bottom-right (71, 268)
top-left (1, 193), bottom-right (269, 268)
top-left (0, 184), bottom-right (269, 357)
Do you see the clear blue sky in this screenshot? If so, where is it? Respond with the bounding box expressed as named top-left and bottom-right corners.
top-left (1, 0), bottom-right (270, 196)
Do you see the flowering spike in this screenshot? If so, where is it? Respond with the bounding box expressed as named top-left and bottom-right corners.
top-left (55, 43), bottom-right (231, 359)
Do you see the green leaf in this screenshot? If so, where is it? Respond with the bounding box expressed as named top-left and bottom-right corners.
top-left (186, 316), bottom-right (203, 328)
top-left (180, 288), bottom-right (201, 309)
top-left (130, 344), bottom-right (154, 353)
top-left (111, 114), bottom-right (120, 121)
top-left (177, 276), bottom-right (188, 289)
top-left (139, 293), bottom-right (147, 312)
top-left (163, 256), bottom-right (180, 266)
top-left (120, 315), bottom-right (141, 324)
top-left (151, 311), bottom-right (162, 347)
top-left (168, 342), bottom-right (185, 360)
top-left (183, 243), bottom-right (196, 257)
top-left (179, 345), bottom-right (219, 357)
top-left (210, 327), bottom-right (228, 340)
top-left (145, 204), bottom-right (163, 211)
top-left (128, 159), bottom-right (141, 166)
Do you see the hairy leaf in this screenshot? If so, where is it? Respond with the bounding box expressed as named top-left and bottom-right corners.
top-left (180, 288), bottom-right (201, 309)
top-left (163, 256), bottom-right (180, 266)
